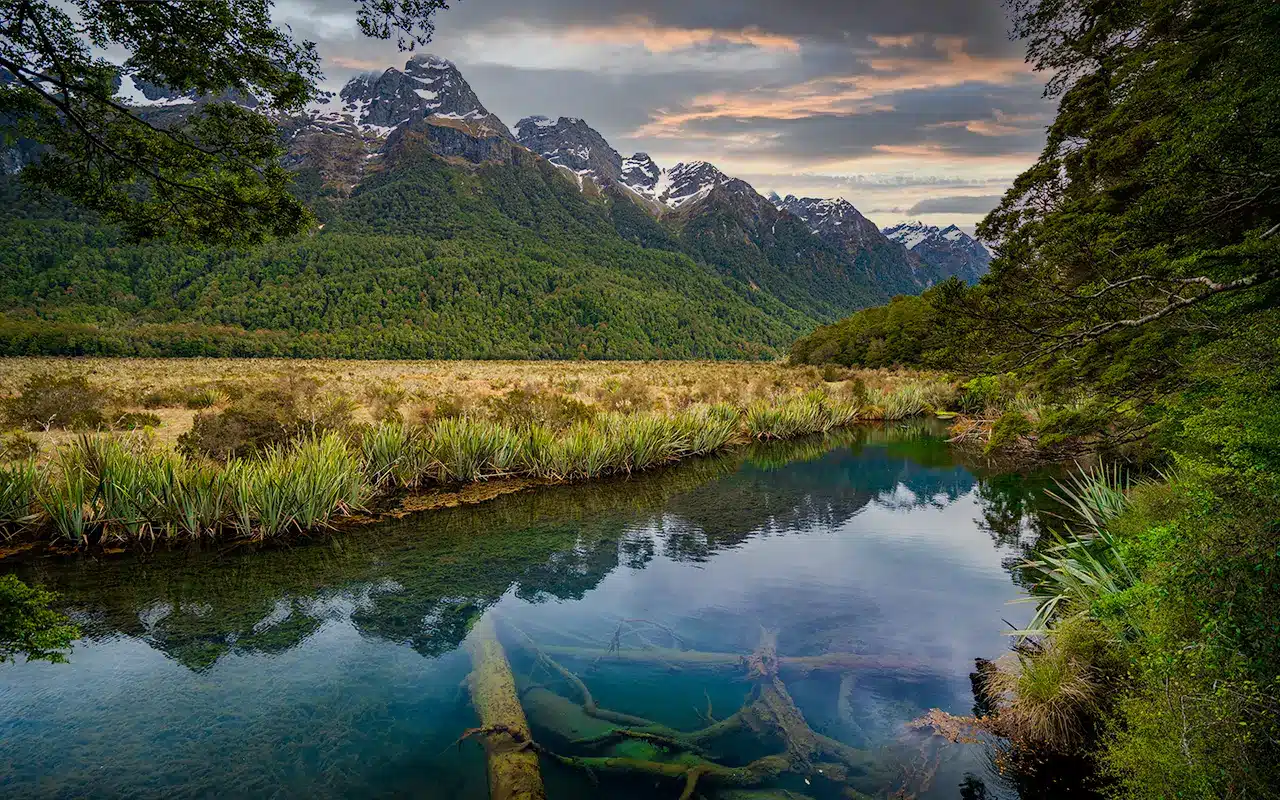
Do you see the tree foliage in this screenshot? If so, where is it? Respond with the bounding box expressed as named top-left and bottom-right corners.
top-left (961, 0), bottom-right (1280, 383)
top-left (0, 574), bottom-right (78, 664)
top-left (0, 0), bottom-right (449, 242)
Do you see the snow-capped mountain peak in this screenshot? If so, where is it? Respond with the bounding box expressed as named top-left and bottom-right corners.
top-left (775, 194), bottom-right (887, 249)
top-left (655, 161), bottom-right (733, 208)
top-left (514, 115), bottom-right (623, 186)
top-left (882, 220), bottom-right (938, 250)
top-left (621, 153), bottom-right (661, 194)
top-left (882, 220), bottom-right (991, 283)
top-left (288, 54), bottom-right (513, 139)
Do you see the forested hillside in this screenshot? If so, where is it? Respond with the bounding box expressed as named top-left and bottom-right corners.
top-left (0, 146), bottom-right (817, 359)
top-left (0, 53), bottom-right (965, 360)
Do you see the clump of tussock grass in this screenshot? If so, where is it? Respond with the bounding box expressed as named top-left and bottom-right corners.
top-left (982, 618), bottom-right (1112, 752)
top-left (184, 387), bottom-right (229, 410)
top-left (424, 417), bottom-right (523, 482)
top-left (1015, 463), bottom-right (1139, 637)
top-left (0, 460), bottom-right (43, 536)
top-left (227, 433), bottom-right (366, 538)
top-left (744, 391), bottom-right (858, 440)
top-left (360, 420), bottom-right (423, 488)
top-left (863, 383), bottom-right (931, 420)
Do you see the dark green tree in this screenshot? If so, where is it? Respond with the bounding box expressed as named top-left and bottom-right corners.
top-left (0, 574), bottom-right (78, 664)
top-left (948, 0), bottom-right (1280, 388)
top-left (0, 0), bottom-right (451, 242)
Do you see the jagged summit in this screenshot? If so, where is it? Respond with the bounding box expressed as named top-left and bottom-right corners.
top-left (514, 115), bottom-right (623, 186)
top-left (776, 195), bottom-right (875, 236)
top-left (653, 161), bottom-right (754, 208)
top-left (621, 153), bottom-right (661, 195)
top-left (406, 53), bottom-right (456, 69)
top-left (883, 220), bottom-right (991, 283)
top-left (194, 53), bottom-right (515, 144)
top-left (327, 54), bottom-right (509, 137)
top-left (882, 220), bottom-right (935, 248)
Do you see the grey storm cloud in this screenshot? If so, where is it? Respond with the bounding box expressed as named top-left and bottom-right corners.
top-left (907, 194), bottom-right (1005, 214)
top-left (289, 0), bottom-right (1021, 55)
top-left (656, 81), bottom-right (1050, 162)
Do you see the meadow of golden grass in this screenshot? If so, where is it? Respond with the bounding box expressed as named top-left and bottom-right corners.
top-left (0, 357), bottom-right (937, 455)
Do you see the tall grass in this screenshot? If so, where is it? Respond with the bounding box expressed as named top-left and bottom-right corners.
top-left (228, 433), bottom-right (367, 538)
top-left (985, 631), bottom-right (1104, 750)
top-left (0, 460), bottom-right (42, 536)
top-left (1014, 463), bottom-right (1139, 637)
top-left (744, 391), bottom-right (858, 439)
top-left (425, 417), bottom-right (523, 482)
top-left (15, 381), bottom-right (945, 544)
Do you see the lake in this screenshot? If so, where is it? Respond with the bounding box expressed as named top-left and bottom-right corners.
top-left (0, 421), bottom-right (1057, 799)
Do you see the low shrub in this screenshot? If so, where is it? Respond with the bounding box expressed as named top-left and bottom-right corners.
top-left (178, 382), bottom-right (355, 460)
top-left (486, 385), bottom-right (595, 430)
top-left (594, 376), bottom-right (655, 413)
top-left (111, 411), bottom-right (161, 430)
top-left (3, 373), bottom-right (106, 430)
top-left (417, 392), bottom-right (470, 423)
top-left (1, 430), bottom-right (39, 461)
top-left (959, 373), bottom-right (1021, 415)
top-left (363, 380), bottom-right (408, 423)
top-left (986, 411), bottom-right (1033, 454)
top-left (140, 387), bottom-right (188, 409)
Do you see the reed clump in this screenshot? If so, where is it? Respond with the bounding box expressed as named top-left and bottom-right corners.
top-left (4, 380), bottom-right (948, 544)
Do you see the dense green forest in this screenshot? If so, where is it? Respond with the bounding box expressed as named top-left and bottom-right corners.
top-left (793, 1), bottom-right (1280, 796)
top-left (0, 148), bottom-right (828, 359)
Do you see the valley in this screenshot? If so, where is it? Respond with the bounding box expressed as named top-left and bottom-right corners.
top-left (0, 55), bottom-right (989, 360)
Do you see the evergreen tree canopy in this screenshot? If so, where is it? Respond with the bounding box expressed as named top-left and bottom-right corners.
top-left (951, 0), bottom-right (1280, 387)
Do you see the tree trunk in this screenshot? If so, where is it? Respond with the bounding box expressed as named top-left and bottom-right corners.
top-left (466, 614), bottom-right (547, 800)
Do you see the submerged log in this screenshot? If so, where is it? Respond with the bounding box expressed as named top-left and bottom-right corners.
top-left (520, 685), bottom-right (616, 742)
top-left (546, 752), bottom-right (790, 796)
top-left (466, 614), bottom-right (547, 800)
top-left (498, 622), bottom-right (888, 796)
top-left (739, 629), bottom-right (876, 780)
top-left (536, 643), bottom-right (932, 678)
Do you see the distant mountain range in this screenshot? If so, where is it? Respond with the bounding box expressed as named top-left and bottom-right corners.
top-left (882, 220), bottom-right (991, 286)
top-left (0, 56), bottom-right (992, 359)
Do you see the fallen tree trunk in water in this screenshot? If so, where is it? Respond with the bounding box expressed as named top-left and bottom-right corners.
top-left (534, 643), bottom-right (933, 678)
top-left (466, 614), bottom-right (547, 800)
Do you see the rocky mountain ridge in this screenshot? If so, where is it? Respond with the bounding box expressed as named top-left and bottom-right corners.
top-left (882, 220), bottom-right (992, 285)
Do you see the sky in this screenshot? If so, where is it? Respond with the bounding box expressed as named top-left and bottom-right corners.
top-left (273, 0), bottom-right (1054, 231)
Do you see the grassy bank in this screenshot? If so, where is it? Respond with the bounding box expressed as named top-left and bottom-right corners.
top-left (0, 360), bottom-right (952, 543)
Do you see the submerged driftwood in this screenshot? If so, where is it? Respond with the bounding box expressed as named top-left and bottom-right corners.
top-left (534, 642), bottom-right (933, 679)
top-left (495, 621), bottom-right (888, 799)
top-left (465, 614), bottom-right (547, 800)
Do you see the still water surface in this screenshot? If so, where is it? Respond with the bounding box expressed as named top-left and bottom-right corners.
top-left (0, 422), bottom-right (1055, 799)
